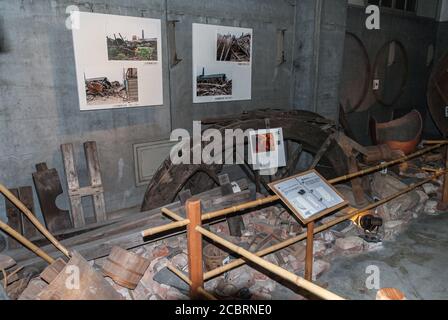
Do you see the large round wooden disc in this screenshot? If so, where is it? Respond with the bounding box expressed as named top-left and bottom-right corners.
top-left (427, 52), bottom-right (448, 136)
top-left (373, 40), bottom-right (408, 106)
top-left (339, 32), bottom-right (370, 113)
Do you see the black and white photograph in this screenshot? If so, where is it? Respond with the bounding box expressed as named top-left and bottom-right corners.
top-left (196, 67), bottom-right (232, 97)
top-left (216, 32), bottom-right (251, 62)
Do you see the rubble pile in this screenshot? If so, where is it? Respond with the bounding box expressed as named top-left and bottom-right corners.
top-left (7, 151), bottom-right (446, 300)
top-left (85, 78), bottom-right (127, 102)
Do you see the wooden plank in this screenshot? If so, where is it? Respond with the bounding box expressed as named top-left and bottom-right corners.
top-left (18, 187), bottom-right (37, 239)
top-left (32, 163), bottom-right (73, 233)
top-left (5, 189), bottom-right (22, 249)
top-left (304, 221), bottom-right (315, 282)
top-left (61, 143), bottom-right (85, 228)
top-left (84, 142), bottom-right (107, 223)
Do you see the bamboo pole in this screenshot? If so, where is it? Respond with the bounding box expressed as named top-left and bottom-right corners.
top-left (141, 143), bottom-right (448, 241)
top-left (0, 219), bottom-right (55, 264)
top-left (161, 208), bottom-right (185, 221)
top-left (329, 143), bottom-right (448, 184)
top-left (141, 219), bottom-right (190, 237)
top-left (167, 264), bottom-right (217, 300)
top-left (423, 140), bottom-right (448, 145)
top-left (0, 184), bottom-right (70, 258)
top-left (196, 226), bottom-right (344, 300)
top-left (186, 200), bottom-right (203, 300)
top-left (203, 172), bottom-right (445, 280)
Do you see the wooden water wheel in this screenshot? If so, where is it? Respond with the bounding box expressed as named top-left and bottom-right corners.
top-left (141, 109), bottom-right (355, 211)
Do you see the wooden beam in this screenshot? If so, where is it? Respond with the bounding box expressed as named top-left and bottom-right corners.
top-left (186, 199), bottom-right (203, 300)
top-left (304, 221), bottom-right (315, 281)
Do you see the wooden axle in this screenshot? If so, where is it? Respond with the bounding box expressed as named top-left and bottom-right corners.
top-left (203, 171), bottom-right (445, 280)
top-left (0, 183), bottom-right (70, 258)
top-left (196, 226), bottom-right (344, 300)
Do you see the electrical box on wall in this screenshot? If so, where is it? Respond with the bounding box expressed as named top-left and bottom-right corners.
top-left (373, 79), bottom-right (380, 90)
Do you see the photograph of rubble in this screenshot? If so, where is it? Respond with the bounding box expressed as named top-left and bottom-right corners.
top-left (193, 23), bottom-right (252, 103)
top-left (216, 32), bottom-right (251, 62)
top-left (196, 67), bottom-right (233, 97)
top-left (72, 12), bottom-right (163, 110)
top-left (106, 31), bottom-right (158, 61)
top-left (85, 68), bottom-right (139, 106)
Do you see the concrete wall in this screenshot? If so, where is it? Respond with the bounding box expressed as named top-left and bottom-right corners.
top-left (343, 5), bottom-right (438, 144)
top-left (0, 0), bottom-right (301, 227)
top-left (292, 0), bottom-right (348, 121)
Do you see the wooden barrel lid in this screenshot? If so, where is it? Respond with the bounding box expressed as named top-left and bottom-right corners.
top-left (427, 52), bottom-right (448, 136)
top-left (339, 32), bottom-right (371, 113)
top-left (376, 288), bottom-right (406, 300)
top-left (373, 40), bottom-right (408, 107)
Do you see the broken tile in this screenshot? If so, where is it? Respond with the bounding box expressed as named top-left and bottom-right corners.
top-left (424, 200), bottom-right (439, 215)
top-left (312, 260), bottom-right (331, 281)
top-left (335, 236), bottom-right (365, 251)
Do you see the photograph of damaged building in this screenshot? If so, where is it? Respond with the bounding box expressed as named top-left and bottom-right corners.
top-left (1, 0), bottom-right (448, 304)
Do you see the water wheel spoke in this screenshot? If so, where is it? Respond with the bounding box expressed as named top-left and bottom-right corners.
top-left (309, 134), bottom-right (335, 170)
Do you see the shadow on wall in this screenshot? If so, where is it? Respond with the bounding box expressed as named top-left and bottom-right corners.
top-left (0, 16), bottom-right (10, 53)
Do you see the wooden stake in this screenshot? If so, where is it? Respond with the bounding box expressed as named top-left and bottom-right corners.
top-left (0, 219), bottom-right (54, 264)
top-left (0, 184), bottom-right (71, 258)
top-left (305, 221), bottom-right (315, 281)
top-left (186, 199), bottom-right (204, 300)
top-left (167, 264), bottom-right (217, 300)
top-left (439, 145), bottom-right (448, 210)
top-left (196, 226), bottom-right (344, 300)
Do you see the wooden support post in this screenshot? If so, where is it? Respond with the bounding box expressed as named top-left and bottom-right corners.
top-left (304, 221), bottom-right (315, 281)
top-left (186, 199), bottom-right (204, 300)
top-left (439, 145), bottom-right (448, 211)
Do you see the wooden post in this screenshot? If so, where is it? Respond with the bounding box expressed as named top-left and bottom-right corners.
top-left (186, 199), bottom-right (204, 300)
top-left (61, 143), bottom-right (85, 227)
top-left (305, 221), bottom-right (315, 281)
top-left (439, 145), bottom-right (448, 210)
top-left (84, 142), bottom-right (107, 222)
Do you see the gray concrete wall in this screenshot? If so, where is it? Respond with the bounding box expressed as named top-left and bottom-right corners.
top-left (343, 6), bottom-right (438, 144)
top-left (292, 0), bottom-right (348, 121)
top-left (0, 0), bottom-right (302, 229)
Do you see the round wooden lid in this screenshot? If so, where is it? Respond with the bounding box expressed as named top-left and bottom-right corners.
top-left (376, 288), bottom-right (406, 300)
